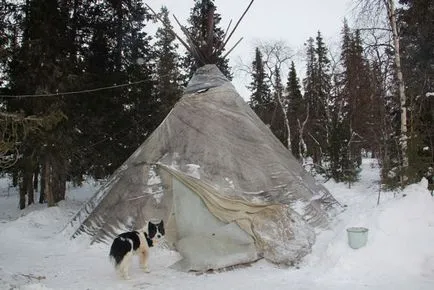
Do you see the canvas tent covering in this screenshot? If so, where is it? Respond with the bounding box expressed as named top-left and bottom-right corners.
top-left (65, 65), bottom-right (340, 272)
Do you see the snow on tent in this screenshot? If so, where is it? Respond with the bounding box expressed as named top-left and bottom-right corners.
top-left (64, 1), bottom-right (340, 272)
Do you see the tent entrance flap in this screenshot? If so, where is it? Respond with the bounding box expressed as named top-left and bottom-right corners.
top-left (161, 164), bottom-right (316, 267)
top-left (170, 177), bottom-right (258, 272)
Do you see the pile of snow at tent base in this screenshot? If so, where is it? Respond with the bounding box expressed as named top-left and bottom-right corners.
top-left (0, 158), bottom-right (433, 290)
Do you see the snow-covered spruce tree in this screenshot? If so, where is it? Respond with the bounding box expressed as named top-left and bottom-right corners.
top-left (154, 6), bottom-right (183, 124)
top-left (255, 41), bottom-right (295, 150)
top-left (398, 0), bottom-right (434, 183)
top-left (269, 65), bottom-right (289, 147)
top-left (248, 47), bottom-right (273, 126)
top-left (286, 61), bottom-right (306, 161)
top-left (7, 0), bottom-right (72, 208)
top-left (70, 0), bottom-right (155, 181)
top-left (6, 0), bottom-right (157, 208)
top-left (328, 21), bottom-right (372, 183)
top-left (303, 32), bottom-right (332, 173)
top-left (355, 0), bottom-right (409, 186)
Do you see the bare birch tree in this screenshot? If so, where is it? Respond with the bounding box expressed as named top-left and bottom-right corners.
top-left (354, 0), bottom-right (408, 183)
top-left (297, 105), bottom-right (309, 160)
top-left (257, 40), bottom-right (295, 150)
top-left (236, 41), bottom-right (307, 153)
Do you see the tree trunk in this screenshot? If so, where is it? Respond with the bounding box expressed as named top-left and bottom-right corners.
top-left (33, 165), bottom-right (39, 191)
top-left (385, 0), bottom-right (408, 183)
top-left (54, 157), bottom-right (66, 203)
top-left (26, 168), bottom-right (34, 205)
top-left (297, 104), bottom-right (309, 161)
top-left (309, 131), bottom-right (323, 166)
top-left (45, 156), bottom-right (54, 207)
top-left (22, 157), bottom-right (35, 206)
top-left (51, 156), bottom-right (67, 203)
top-left (19, 157), bottom-right (34, 207)
top-left (19, 177), bottom-right (26, 210)
top-left (39, 161), bottom-right (46, 203)
top-left (58, 170), bottom-right (66, 201)
top-left (276, 92), bottom-right (292, 150)
top-left (12, 170), bottom-right (18, 187)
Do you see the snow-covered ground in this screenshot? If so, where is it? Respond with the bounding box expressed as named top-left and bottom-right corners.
top-left (0, 159), bottom-right (433, 290)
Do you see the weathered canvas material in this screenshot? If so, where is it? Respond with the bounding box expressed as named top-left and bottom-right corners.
top-left (64, 64), bottom-right (339, 271)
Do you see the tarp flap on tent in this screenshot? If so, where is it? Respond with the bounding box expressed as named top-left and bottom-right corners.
top-left (169, 175), bottom-right (258, 272)
top-left (160, 164), bottom-right (315, 267)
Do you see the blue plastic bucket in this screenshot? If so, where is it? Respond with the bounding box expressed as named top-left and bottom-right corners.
top-left (346, 227), bottom-right (369, 249)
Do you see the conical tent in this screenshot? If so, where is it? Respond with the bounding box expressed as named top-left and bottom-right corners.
top-left (65, 65), bottom-right (340, 272)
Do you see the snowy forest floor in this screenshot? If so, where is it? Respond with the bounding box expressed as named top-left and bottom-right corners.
top-left (0, 158), bottom-right (433, 290)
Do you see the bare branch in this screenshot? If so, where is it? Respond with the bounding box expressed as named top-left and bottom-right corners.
top-left (216, 0), bottom-right (255, 55)
top-left (220, 19), bottom-right (233, 49)
top-left (357, 27), bottom-right (392, 32)
top-left (256, 40), bottom-right (295, 83)
top-left (297, 102), bottom-right (309, 160)
top-left (352, 0), bottom-right (387, 28)
top-left (145, 5), bottom-right (191, 53)
top-left (364, 44), bottom-right (394, 54)
top-left (222, 37), bottom-right (243, 59)
top-left (172, 14), bottom-right (206, 64)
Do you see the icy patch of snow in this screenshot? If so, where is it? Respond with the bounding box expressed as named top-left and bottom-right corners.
top-left (142, 187), bottom-right (164, 204)
top-left (183, 164), bottom-right (201, 179)
top-left (66, 178), bottom-right (102, 202)
top-left (291, 200), bottom-right (308, 216)
top-left (143, 165), bottom-right (164, 204)
top-left (147, 168), bottom-right (162, 186)
top-left (170, 152), bottom-right (180, 169)
top-left (224, 177), bottom-right (235, 189)
top-left (20, 283), bottom-right (53, 290)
